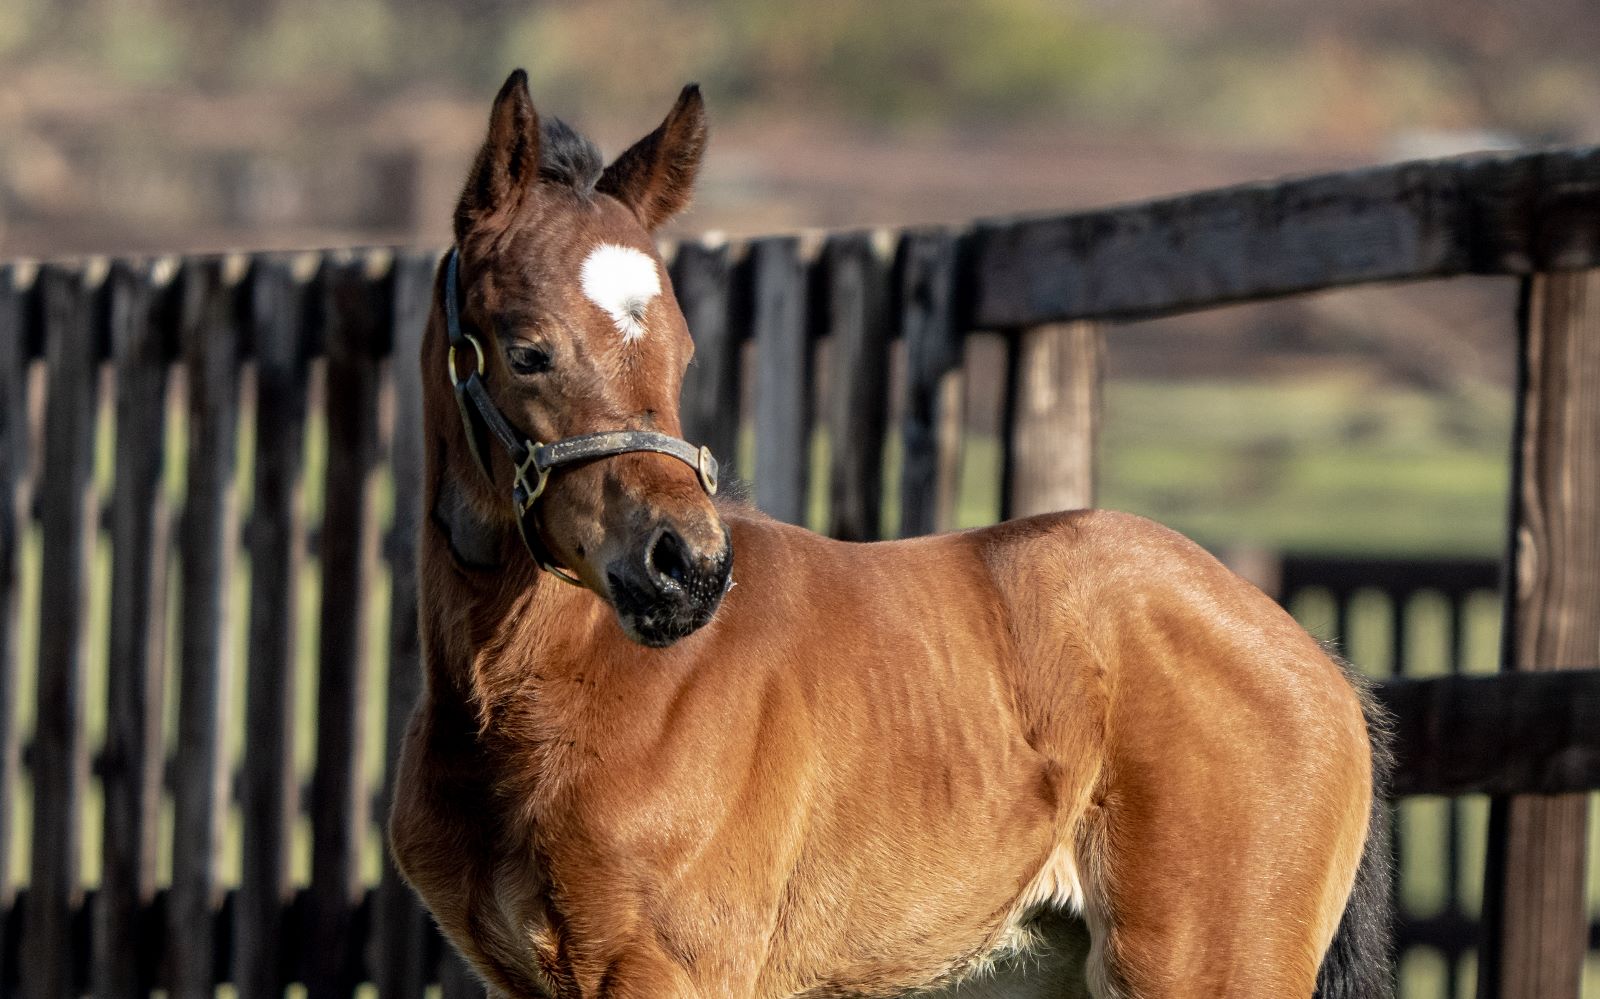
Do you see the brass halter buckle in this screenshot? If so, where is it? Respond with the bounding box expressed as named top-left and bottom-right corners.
top-left (515, 443), bottom-right (552, 513)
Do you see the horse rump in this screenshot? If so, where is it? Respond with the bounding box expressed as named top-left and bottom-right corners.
top-left (1315, 659), bottom-right (1396, 999)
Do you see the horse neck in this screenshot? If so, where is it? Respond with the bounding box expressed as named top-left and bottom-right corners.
top-left (418, 427), bottom-right (580, 712)
top-left (414, 311), bottom-right (611, 742)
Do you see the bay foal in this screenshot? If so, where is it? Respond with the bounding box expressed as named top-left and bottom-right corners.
top-left (390, 70), bottom-right (1391, 999)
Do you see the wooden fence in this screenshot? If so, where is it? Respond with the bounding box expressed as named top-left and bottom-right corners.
top-left (1, 145), bottom-right (1599, 999)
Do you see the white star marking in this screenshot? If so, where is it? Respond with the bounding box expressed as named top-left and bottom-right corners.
top-left (580, 243), bottom-right (661, 344)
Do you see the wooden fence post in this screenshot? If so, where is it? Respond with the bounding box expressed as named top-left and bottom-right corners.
top-left (750, 237), bottom-right (811, 525)
top-left (24, 264), bottom-right (101, 999)
top-left (372, 250), bottom-right (437, 999)
top-left (673, 240), bottom-right (741, 470)
top-left (307, 254), bottom-right (389, 998)
top-left (0, 264), bottom-right (34, 992)
top-left (1479, 268), bottom-right (1600, 999)
top-left (235, 255), bottom-right (316, 999)
top-left (169, 256), bottom-right (245, 999)
top-left (824, 232), bottom-right (891, 542)
top-left (95, 259), bottom-right (175, 998)
top-left (897, 230), bottom-right (964, 538)
top-left (1002, 321), bottom-right (1103, 518)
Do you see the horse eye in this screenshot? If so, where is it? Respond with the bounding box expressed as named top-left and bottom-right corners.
top-left (506, 344), bottom-right (553, 375)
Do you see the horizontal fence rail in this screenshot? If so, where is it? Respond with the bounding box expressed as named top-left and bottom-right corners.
top-left (969, 145), bottom-right (1600, 327)
top-left (0, 144), bottom-right (1598, 998)
top-left (1383, 669), bottom-right (1600, 798)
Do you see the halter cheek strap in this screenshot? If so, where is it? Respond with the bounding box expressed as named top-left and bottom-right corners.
top-left (443, 248), bottom-right (719, 585)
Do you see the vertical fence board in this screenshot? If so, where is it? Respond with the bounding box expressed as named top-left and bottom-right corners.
top-left (0, 265), bottom-right (34, 990)
top-left (897, 231), bottom-right (963, 537)
top-left (1481, 268), bottom-right (1600, 999)
top-left (372, 251), bottom-right (435, 999)
top-left (824, 233), bottom-right (891, 542)
top-left (751, 237), bottom-right (811, 524)
top-left (95, 260), bottom-right (175, 998)
top-left (1446, 592), bottom-right (1468, 999)
top-left (169, 257), bottom-right (244, 999)
top-left (306, 257), bottom-right (387, 998)
top-left (1002, 321), bottom-right (1103, 519)
top-left (235, 256), bottom-right (316, 999)
top-left (23, 264), bottom-right (100, 999)
top-left (673, 242), bottom-right (741, 469)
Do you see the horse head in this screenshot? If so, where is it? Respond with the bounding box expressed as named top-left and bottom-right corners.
top-left (431, 69), bottom-right (731, 647)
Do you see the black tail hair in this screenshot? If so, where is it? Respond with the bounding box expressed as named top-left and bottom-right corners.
top-left (1315, 659), bottom-right (1396, 999)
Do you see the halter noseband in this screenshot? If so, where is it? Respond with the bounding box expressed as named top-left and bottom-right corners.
top-left (443, 248), bottom-right (719, 585)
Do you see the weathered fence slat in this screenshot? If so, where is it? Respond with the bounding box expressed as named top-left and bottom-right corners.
top-left (0, 264), bottom-right (33, 991)
top-left (968, 146), bottom-right (1600, 329)
top-left (1481, 267), bottom-right (1600, 999)
top-left (372, 250), bottom-right (435, 999)
top-left (306, 255), bottom-right (388, 998)
top-left (95, 260), bottom-right (175, 998)
top-left (824, 232), bottom-right (891, 542)
top-left (1444, 593), bottom-right (1470, 999)
top-left (897, 230), bottom-right (964, 538)
top-left (1001, 321), bottom-right (1103, 519)
top-left (22, 264), bottom-right (100, 999)
top-left (673, 241), bottom-right (741, 470)
top-left (750, 237), bottom-right (811, 525)
top-left (169, 257), bottom-right (244, 999)
top-left (235, 256), bottom-right (316, 999)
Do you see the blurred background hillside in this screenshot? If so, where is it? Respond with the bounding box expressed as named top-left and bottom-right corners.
top-left (4, 0), bottom-right (1598, 253)
top-left (5, 0), bottom-right (1599, 556)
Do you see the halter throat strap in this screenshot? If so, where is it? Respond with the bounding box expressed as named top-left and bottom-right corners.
top-left (442, 247), bottom-right (719, 585)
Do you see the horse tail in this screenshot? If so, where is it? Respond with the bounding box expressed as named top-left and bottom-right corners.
top-left (1315, 659), bottom-right (1396, 999)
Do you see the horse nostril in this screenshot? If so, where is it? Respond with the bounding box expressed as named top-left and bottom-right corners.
top-left (648, 529), bottom-right (690, 589)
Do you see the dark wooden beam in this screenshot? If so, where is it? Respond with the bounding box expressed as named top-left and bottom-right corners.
top-left (1378, 669), bottom-right (1600, 797)
top-left (969, 146), bottom-right (1600, 328)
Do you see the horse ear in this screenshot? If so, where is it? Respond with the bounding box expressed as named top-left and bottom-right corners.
top-left (454, 69), bottom-right (541, 243)
top-left (597, 84), bottom-right (707, 231)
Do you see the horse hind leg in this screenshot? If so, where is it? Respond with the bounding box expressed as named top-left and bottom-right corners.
top-left (1071, 786), bottom-right (1356, 999)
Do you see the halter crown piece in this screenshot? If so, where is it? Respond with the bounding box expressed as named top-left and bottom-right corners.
top-left (443, 248), bottom-right (719, 585)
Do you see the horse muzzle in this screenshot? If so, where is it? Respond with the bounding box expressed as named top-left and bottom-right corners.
top-left (605, 524), bottom-right (733, 647)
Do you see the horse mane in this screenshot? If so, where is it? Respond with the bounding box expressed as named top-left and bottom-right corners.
top-left (539, 117), bottom-right (604, 195)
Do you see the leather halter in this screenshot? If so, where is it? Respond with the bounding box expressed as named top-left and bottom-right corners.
top-left (443, 248), bottom-right (719, 585)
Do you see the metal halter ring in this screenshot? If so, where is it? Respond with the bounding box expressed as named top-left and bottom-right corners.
top-left (447, 334), bottom-right (486, 387)
top-left (697, 445), bottom-right (718, 495)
